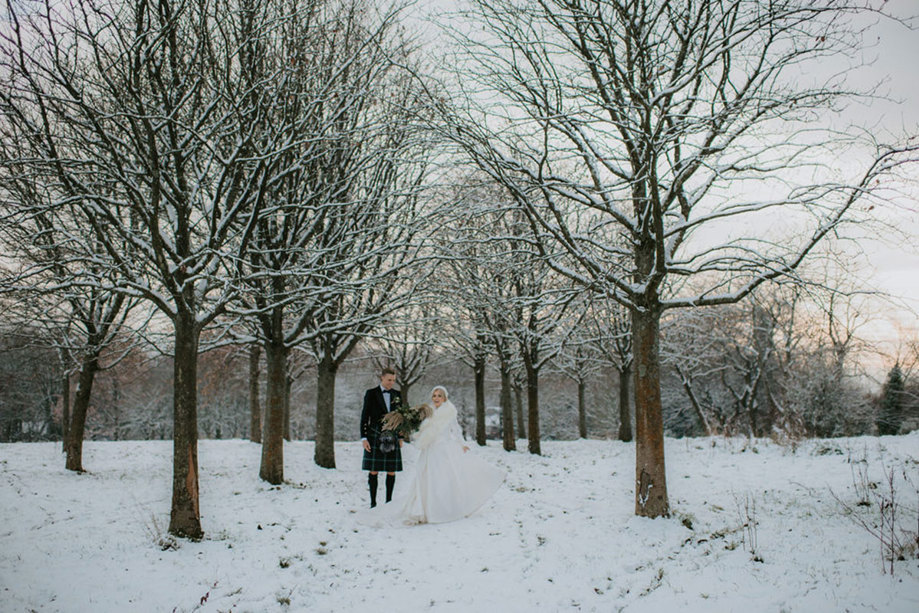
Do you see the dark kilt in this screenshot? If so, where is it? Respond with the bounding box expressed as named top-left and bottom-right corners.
top-left (362, 428), bottom-right (403, 472)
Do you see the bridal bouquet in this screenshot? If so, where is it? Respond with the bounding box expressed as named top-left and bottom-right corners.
top-left (378, 399), bottom-right (432, 452)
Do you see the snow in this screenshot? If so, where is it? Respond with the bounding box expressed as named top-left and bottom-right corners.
top-left (2, 435), bottom-right (918, 612)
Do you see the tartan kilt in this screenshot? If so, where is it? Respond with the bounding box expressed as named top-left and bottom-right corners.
top-left (362, 428), bottom-right (403, 472)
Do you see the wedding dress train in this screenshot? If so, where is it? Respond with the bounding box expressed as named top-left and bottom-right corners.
top-left (398, 400), bottom-right (505, 524)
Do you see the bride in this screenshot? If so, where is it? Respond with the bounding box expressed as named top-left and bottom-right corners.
top-left (399, 386), bottom-right (505, 524)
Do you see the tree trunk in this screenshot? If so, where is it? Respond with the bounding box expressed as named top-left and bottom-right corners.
top-left (500, 367), bottom-right (515, 451)
top-left (524, 359), bottom-right (540, 455)
top-left (577, 378), bottom-right (587, 439)
top-left (618, 363), bottom-right (633, 442)
top-left (514, 382), bottom-right (525, 441)
top-left (169, 312), bottom-right (203, 539)
top-left (675, 365), bottom-right (714, 436)
top-left (259, 339), bottom-right (287, 484)
top-left (752, 302), bottom-right (777, 436)
top-left (314, 353), bottom-right (337, 468)
top-left (64, 353), bottom-right (98, 472)
top-left (632, 307), bottom-right (669, 518)
top-left (61, 373), bottom-right (70, 453)
top-left (474, 355), bottom-right (486, 446)
top-left (111, 375), bottom-right (121, 441)
top-left (283, 374), bottom-right (292, 442)
top-left (401, 383), bottom-right (411, 406)
top-left (248, 344), bottom-right (261, 443)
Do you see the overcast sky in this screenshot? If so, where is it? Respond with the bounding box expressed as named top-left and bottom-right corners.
top-left (412, 0), bottom-right (919, 355)
top-left (843, 0), bottom-right (919, 349)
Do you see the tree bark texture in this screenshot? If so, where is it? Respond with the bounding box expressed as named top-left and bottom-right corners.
top-left (514, 384), bottom-right (526, 441)
top-left (524, 361), bottom-right (540, 455)
top-left (61, 374), bottom-right (70, 453)
top-left (632, 308), bottom-right (669, 518)
top-left (577, 379), bottom-right (587, 439)
top-left (618, 364), bottom-right (633, 442)
top-left (248, 344), bottom-right (261, 443)
top-left (64, 354), bottom-right (98, 472)
top-left (283, 375), bottom-right (292, 442)
top-left (314, 354), bottom-right (337, 468)
top-left (169, 312), bottom-right (203, 539)
top-left (259, 340), bottom-right (287, 484)
top-left (474, 356), bottom-right (486, 446)
top-left (500, 368), bottom-right (515, 451)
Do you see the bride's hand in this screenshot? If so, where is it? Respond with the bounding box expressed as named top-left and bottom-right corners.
top-left (463, 445), bottom-right (469, 453)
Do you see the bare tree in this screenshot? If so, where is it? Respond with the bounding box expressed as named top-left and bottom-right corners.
top-left (893, 338), bottom-right (919, 432)
top-left (306, 226), bottom-right (430, 471)
top-left (0, 324), bottom-right (60, 441)
top-left (582, 299), bottom-right (634, 441)
top-left (436, 0), bottom-right (918, 517)
top-left (0, 141), bottom-right (142, 469)
top-left (225, 0), bottom-right (428, 483)
top-left (370, 304), bottom-right (444, 405)
top-left (437, 304), bottom-right (491, 445)
top-left (302, 85), bottom-right (437, 469)
top-left (441, 179), bottom-right (573, 451)
top-left (553, 341), bottom-right (595, 439)
top-left (0, 0), bottom-right (310, 537)
top-left (248, 343), bottom-right (261, 443)
top-left (554, 297), bottom-right (610, 439)
top-left (666, 301), bottom-right (777, 437)
top-left (0, 22), bottom-right (147, 461)
top-left (512, 277), bottom-right (578, 455)
top-left (663, 278), bottom-right (884, 439)
top-left (440, 185), bottom-right (515, 448)
top-left (454, 204), bottom-right (579, 454)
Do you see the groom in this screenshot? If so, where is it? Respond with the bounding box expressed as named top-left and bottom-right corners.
top-left (360, 367), bottom-right (403, 507)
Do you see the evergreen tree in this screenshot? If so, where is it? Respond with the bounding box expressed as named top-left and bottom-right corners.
top-left (878, 364), bottom-right (905, 435)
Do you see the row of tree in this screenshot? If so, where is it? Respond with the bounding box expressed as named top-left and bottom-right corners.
top-left (0, 0), bottom-right (441, 538)
top-left (2, 0), bottom-right (917, 537)
top-left (5, 280), bottom-right (916, 447)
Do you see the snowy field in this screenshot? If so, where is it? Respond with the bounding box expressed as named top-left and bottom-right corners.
top-left (1, 434), bottom-right (918, 612)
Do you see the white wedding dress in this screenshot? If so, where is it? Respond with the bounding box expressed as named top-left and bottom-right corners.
top-left (398, 400), bottom-right (505, 524)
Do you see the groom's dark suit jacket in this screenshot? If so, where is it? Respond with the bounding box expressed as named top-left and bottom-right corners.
top-left (360, 387), bottom-right (402, 440)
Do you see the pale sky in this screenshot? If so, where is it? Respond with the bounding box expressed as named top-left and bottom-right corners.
top-left (843, 1), bottom-right (919, 350)
top-left (412, 0), bottom-right (919, 360)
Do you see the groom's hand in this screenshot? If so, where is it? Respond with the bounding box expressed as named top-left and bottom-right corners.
top-left (362, 439), bottom-right (371, 452)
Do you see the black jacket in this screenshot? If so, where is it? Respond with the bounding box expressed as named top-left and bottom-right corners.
top-left (360, 387), bottom-right (402, 440)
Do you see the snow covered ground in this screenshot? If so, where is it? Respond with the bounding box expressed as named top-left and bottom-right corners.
top-left (1, 434), bottom-right (918, 612)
